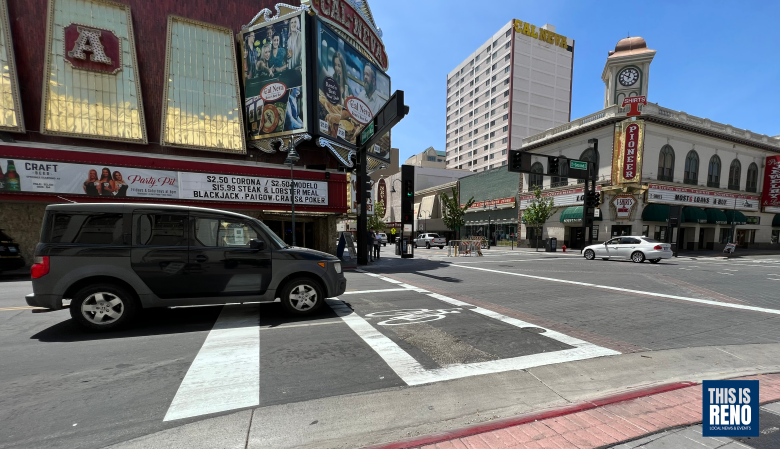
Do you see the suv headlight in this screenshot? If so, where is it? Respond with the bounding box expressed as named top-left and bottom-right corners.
top-left (334, 262), bottom-right (342, 274)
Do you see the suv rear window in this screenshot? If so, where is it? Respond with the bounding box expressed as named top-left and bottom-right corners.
top-left (49, 213), bottom-right (125, 245)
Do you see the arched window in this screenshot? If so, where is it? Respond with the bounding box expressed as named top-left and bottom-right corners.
top-left (577, 148), bottom-right (600, 183)
top-left (707, 155), bottom-right (721, 188)
top-left (684, 151), bottom-right (699, 185)
top-left (529, 162), bottom-right (543, 190)
top-left (657, 145), bottom-right (675, 182)
top-left (728, 159), bottom-right (741, 190)
top-left (746, 163), bottom-right (759, 193)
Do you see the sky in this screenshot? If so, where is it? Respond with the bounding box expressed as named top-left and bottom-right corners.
top-left (368, 0), bottom-right (780, 164)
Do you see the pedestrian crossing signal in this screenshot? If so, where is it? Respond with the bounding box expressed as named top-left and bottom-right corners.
top-left (593, 192), bottom-right (601, 208)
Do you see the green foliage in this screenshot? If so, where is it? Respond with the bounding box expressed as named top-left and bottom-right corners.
top-left (367, 200), bottom-right (386, 231)
top-left (522, 187), bottom-right (554, 247)
top-left (440, 187), bottom-right (474, 232)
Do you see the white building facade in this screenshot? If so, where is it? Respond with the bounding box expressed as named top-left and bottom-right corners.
top-left (518, 37), bottom-right (780, 251)
top-left (445, 19), bottom-right (574, 173)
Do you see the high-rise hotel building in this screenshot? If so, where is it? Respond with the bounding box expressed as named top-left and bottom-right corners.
top-left (445, 19), bottom-right (574, 172)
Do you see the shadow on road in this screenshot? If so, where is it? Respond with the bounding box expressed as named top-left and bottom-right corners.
top-left (410, 271), bottom-right (462, 283)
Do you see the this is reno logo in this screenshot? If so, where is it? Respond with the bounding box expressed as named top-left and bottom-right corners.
top-left (261, 82), bottom-right (287, 102)
top-left (345, 96), bottom-right (372, 124)
top-left (702, 380), bottom-right (759, 437)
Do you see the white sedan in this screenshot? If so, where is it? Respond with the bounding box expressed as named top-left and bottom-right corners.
top-left (582, 236), bottom-right (673, 263)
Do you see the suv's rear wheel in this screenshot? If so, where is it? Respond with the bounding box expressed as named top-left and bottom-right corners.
top-left (69, 283), bottom-right (138, 331)
top-left (280, 277), bottom-right (325, 315)
top-left (426, 242), bottom-right (431, 249)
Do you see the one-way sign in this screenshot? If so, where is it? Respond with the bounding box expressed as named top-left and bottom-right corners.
top-left (357, 90), bottom-right (409, 161)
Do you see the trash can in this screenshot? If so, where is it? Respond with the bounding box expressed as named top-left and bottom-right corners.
top-left (395, 241), bottom-right (401, 255)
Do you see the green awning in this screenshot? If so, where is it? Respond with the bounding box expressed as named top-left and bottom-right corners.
top-left (642, 204), bottom-right (669, 222)
top-left (772, 214), bottom-right (780, 227)
top-left (724, 209), bottom-right (747, 225)
top-left (558, 206), bottom-right (602, 223)
top-left (681, 207), bottom-right (708, 224)
top-left (704, 208), bottom-right (728, 225)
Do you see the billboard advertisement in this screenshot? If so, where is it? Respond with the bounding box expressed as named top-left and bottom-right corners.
top-left (0, 159), bottom-right (178, 198)
top-left (179, 172), bottom-right (328, 205)
top-left (315, 19), bottom-right (390, 147)
top-left (762, 155), bottom-right (780, 208)
top-left (240, 11), bottom-right (307, 141)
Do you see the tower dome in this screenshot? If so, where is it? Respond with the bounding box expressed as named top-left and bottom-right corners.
top-left (608, 37), bottom-right (652, 57)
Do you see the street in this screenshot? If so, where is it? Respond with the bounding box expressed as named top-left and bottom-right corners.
top-left (3, 249), bottom-right (780, 448)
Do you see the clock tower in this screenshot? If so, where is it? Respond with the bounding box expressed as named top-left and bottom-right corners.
top-left (602, 37), bottom-right (656, 109)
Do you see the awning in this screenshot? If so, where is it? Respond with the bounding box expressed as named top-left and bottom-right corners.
top-left (724, 209), bottom-right (747, 225)
top-left (558, 206), bottom-right (602, 223)
top-left (642, 204), bottom-right (669, 222)
top-left (681, 207), bottom-right (707, 224)
top-left (704, 208), bottom-right (728, 225)
top-left (774, 214), bottom-right (780, 227)
top-left (464, 207), bottom-right (518, 225)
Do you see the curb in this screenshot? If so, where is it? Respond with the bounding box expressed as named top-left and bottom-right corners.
top-left (362, 381), bottom-right (697, 449)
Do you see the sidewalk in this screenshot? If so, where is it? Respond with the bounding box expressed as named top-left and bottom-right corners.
top-left (367, 373), bottom-right (780, 449)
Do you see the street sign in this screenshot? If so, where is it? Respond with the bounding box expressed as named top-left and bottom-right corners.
top-left (360, 121), bottom-right (374, 145)
top-left (570, 160), bottom-right (588, 170)
top-left (390, 228), bottom-right (396, 235)
top-left (358, 90), bottom-right (409, 156)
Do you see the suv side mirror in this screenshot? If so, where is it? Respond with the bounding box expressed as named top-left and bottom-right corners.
top-left (249, 239), bottom-right (265, 250)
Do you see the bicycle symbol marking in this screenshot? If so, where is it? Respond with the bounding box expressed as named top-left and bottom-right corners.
top-left (365, 308), bottom-right (463, 326)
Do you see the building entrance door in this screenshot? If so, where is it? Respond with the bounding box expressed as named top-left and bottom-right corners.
top-left (699, 228), bottom-right (705, 249)
top-left (571, 227), bottom-right (585, 249)
top-left (611, 225), bottom-right (632, 237)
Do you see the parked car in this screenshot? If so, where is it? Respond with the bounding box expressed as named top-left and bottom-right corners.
top-left (376, 232), bottom-right (388, 246)
top-left (26, 204), bottom-right (346, 331)
top-left (413, 233), bottom-right (446, 249)
top-left (0, 230), bottom-right (25, 272)
top-left (582, 236), bottom-right (672, 263)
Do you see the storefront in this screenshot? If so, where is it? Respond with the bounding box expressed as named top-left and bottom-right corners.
top-left (519, 185), bottom-right (603, 249)
top-left (459, 166), bottom-right (520, 245)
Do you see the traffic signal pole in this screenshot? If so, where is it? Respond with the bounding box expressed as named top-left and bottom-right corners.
top-left (356, 148), bottom-right (369, 266)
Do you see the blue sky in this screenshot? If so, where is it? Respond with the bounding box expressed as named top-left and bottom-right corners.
top-left (368, 0), bottom-right (780, 163)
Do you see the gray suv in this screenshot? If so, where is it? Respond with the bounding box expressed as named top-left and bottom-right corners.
top-left (26, 204), bottom-right (346, 330)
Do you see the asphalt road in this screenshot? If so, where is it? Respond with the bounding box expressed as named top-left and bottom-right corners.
top-left (2, 249), bottom-right (780, 448)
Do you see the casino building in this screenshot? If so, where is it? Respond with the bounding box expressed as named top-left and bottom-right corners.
top-left (0, 0), bottom-right (393, 264)
top-left (518, 37), bottom-right (780, 250)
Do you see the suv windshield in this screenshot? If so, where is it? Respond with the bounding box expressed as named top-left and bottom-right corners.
top-left (252, 219), bottom-right (287, 248)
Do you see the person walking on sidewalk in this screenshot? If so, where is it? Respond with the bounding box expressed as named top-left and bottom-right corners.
top-left (373, 230), bottom-right (381, 260)
top-left (367, 229), bottom-right (375, 262)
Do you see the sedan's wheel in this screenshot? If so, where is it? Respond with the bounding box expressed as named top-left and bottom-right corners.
top-left (426, 242), bottom-right (431, 249)
top-left (69, 283), bottom-right (138, 331)
top-left (650, 258), bottom-right (661, 264)
top-left (281, 278), bottom-right (324, 315)
top-left (584, 249), bottom-right (595, 260)
top-left (631, 251), bottom-right (645, 263)
top-left (438, 246), bottom-right (444, 249)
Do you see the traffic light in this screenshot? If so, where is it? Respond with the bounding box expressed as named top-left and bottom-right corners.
top-left (405, 179), bottom-right (413, 196)
top-left (401, 165), bottom-right (415, 230)
top-left (593, 192), bottom-right (601, 208)
top-left (548, 156), bottom-right (559, 175)
top-left (507, 150), bottom-right (531, 173)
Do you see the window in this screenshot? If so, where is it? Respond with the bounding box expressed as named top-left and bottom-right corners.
top-left (491, 86), bottom-right (497, 93)
top-left (490, 120), bottom-right (496, 126)
top-left (684, 150), bottom-right (699, 185)
top-left (484, 135), bottom-right (488, 141)
top-left (505, 29), bottom-right (511, 38)
top-left (490, 131), bottom-right (495, 137)
top-left (484, 113), bottom-right (489, 119)
top-left (501, 149), bottom-right (507, 155)
top-left (504, 66), bottom-right (510, 73)
top-left (502, 137), bottom-right (508, 143)
top-left (136, 213), bottom-right (187, 246)
top-left (492, 63), bottom-right (497, 70)
top-left (728, 159), bottom-right (741, 190)
top-left (502, 161), bottom-right (506, 166)
top-left (504, 79), bottom-right (510, 85)
top-left (492, 75), bottom-right (497, 81)
top-left (484, 156), bottom-right (488, 161)
top-left (475, 56), bottom-right (480, 62)
top-left (529, 162), bottom-right (543, 189)
top-left (505, 41), bottom-right (510, 48)
top-left (657, 145), bottom-right (674, 181)
top-left (504, 55), bottom-right (510, 61)
top-left (747, 162), bottom-right (759, 193)
top-left (503, 114), bottom-right (508, 120)
top-left (504, 91), bottom-right (509, 98)
top-left (490, 142), bottom-right (495, 148)
top-left (48, 213), bottom-right (125, 245)
top-left (503, 125), bottom-right (508, 132)
top-left (490, 153), bottom-right (494, 159)
top-left (707, 155), bottom-right (721, 188)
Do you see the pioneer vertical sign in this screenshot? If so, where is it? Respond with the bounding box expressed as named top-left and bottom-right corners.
top-left (612, 119), bottom-right (645, 185)
top-left (762, 155), bottom-right (780, 209)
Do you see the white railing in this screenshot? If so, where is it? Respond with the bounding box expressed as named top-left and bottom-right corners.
top-left (447, 240), bottom-right (485, 257)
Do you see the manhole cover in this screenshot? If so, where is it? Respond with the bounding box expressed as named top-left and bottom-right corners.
top-left (522, 327), bottom-right (547, 333)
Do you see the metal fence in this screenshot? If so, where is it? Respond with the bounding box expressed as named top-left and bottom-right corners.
top-left (447, 240), bottom-right (484, 257)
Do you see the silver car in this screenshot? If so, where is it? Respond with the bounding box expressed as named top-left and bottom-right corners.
top-left (582, 236), bottom-right (673, 263)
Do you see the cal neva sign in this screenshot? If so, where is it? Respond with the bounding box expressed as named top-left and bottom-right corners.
top-left (310, 0), bottom-right (388, 70)
top-left (64, 24), bottom-right (122, 74)
top-left (702, 380), bottom-right (759, 437)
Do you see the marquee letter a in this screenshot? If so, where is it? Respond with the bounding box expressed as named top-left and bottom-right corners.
top-left (68, 26), bottom-right (112, 65)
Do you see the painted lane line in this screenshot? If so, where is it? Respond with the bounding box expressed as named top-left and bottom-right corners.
top-left (451, 264), bottom-right (780, 316)
top-left (332, 274), bottom-right (619, 386)
top-left (717, 273), bottom-right (734, 276)
top-left (721, 269), bottom-right (739, 272)
top-left (342, 288), bottom-right (419, 295)
top-left (163, 305), bottom-right (259, 421)
top-left (260, 320), bottom-right (342, 330)
top-left (0, 306), bottom-right (47, 311)
top-left (454, 258), bottom-right (567, 264)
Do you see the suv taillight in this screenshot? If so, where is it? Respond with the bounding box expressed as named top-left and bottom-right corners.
top-left (654, 245), bottom-right (663, 250)
top-left (31, 256), bottom-right (50, 279)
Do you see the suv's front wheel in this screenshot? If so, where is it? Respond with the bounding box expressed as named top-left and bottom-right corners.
top-left (69, 283), bottom-right (139, 331)
top-left (280, 278), bottom-right (325, 315)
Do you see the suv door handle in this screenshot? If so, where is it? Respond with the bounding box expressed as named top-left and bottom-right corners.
top-left (195, 255), bottom-right (208, 262)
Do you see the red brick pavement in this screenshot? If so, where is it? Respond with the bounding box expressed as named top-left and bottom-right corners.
top-left (366, 373), bottom-right (780, 449)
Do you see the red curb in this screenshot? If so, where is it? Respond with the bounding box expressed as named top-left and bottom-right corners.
top-left (362, 381), bottom-right (698, 449)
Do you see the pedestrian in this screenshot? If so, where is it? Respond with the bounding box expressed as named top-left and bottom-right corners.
top-left (374, 231), bottom-right (381, 260)
top-left (367, 229), bottom-right (375, 262)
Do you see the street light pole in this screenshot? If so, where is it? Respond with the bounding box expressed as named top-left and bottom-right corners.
top-left (285, 147), bottom-right (301, 247)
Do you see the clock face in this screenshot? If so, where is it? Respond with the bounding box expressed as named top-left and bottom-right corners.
top-left (618, 68), bottom-right (639, 86)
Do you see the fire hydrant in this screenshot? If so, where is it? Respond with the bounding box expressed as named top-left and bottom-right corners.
top-left (562, 244), bottom-right (567, 252)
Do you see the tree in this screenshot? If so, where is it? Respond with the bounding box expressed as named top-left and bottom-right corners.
top-left (440, 187), bottom-right (474, 240)
top-left (367, 200), bottom-right (386, 231)
top-left (522, 187), bottom-right (554, 252)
